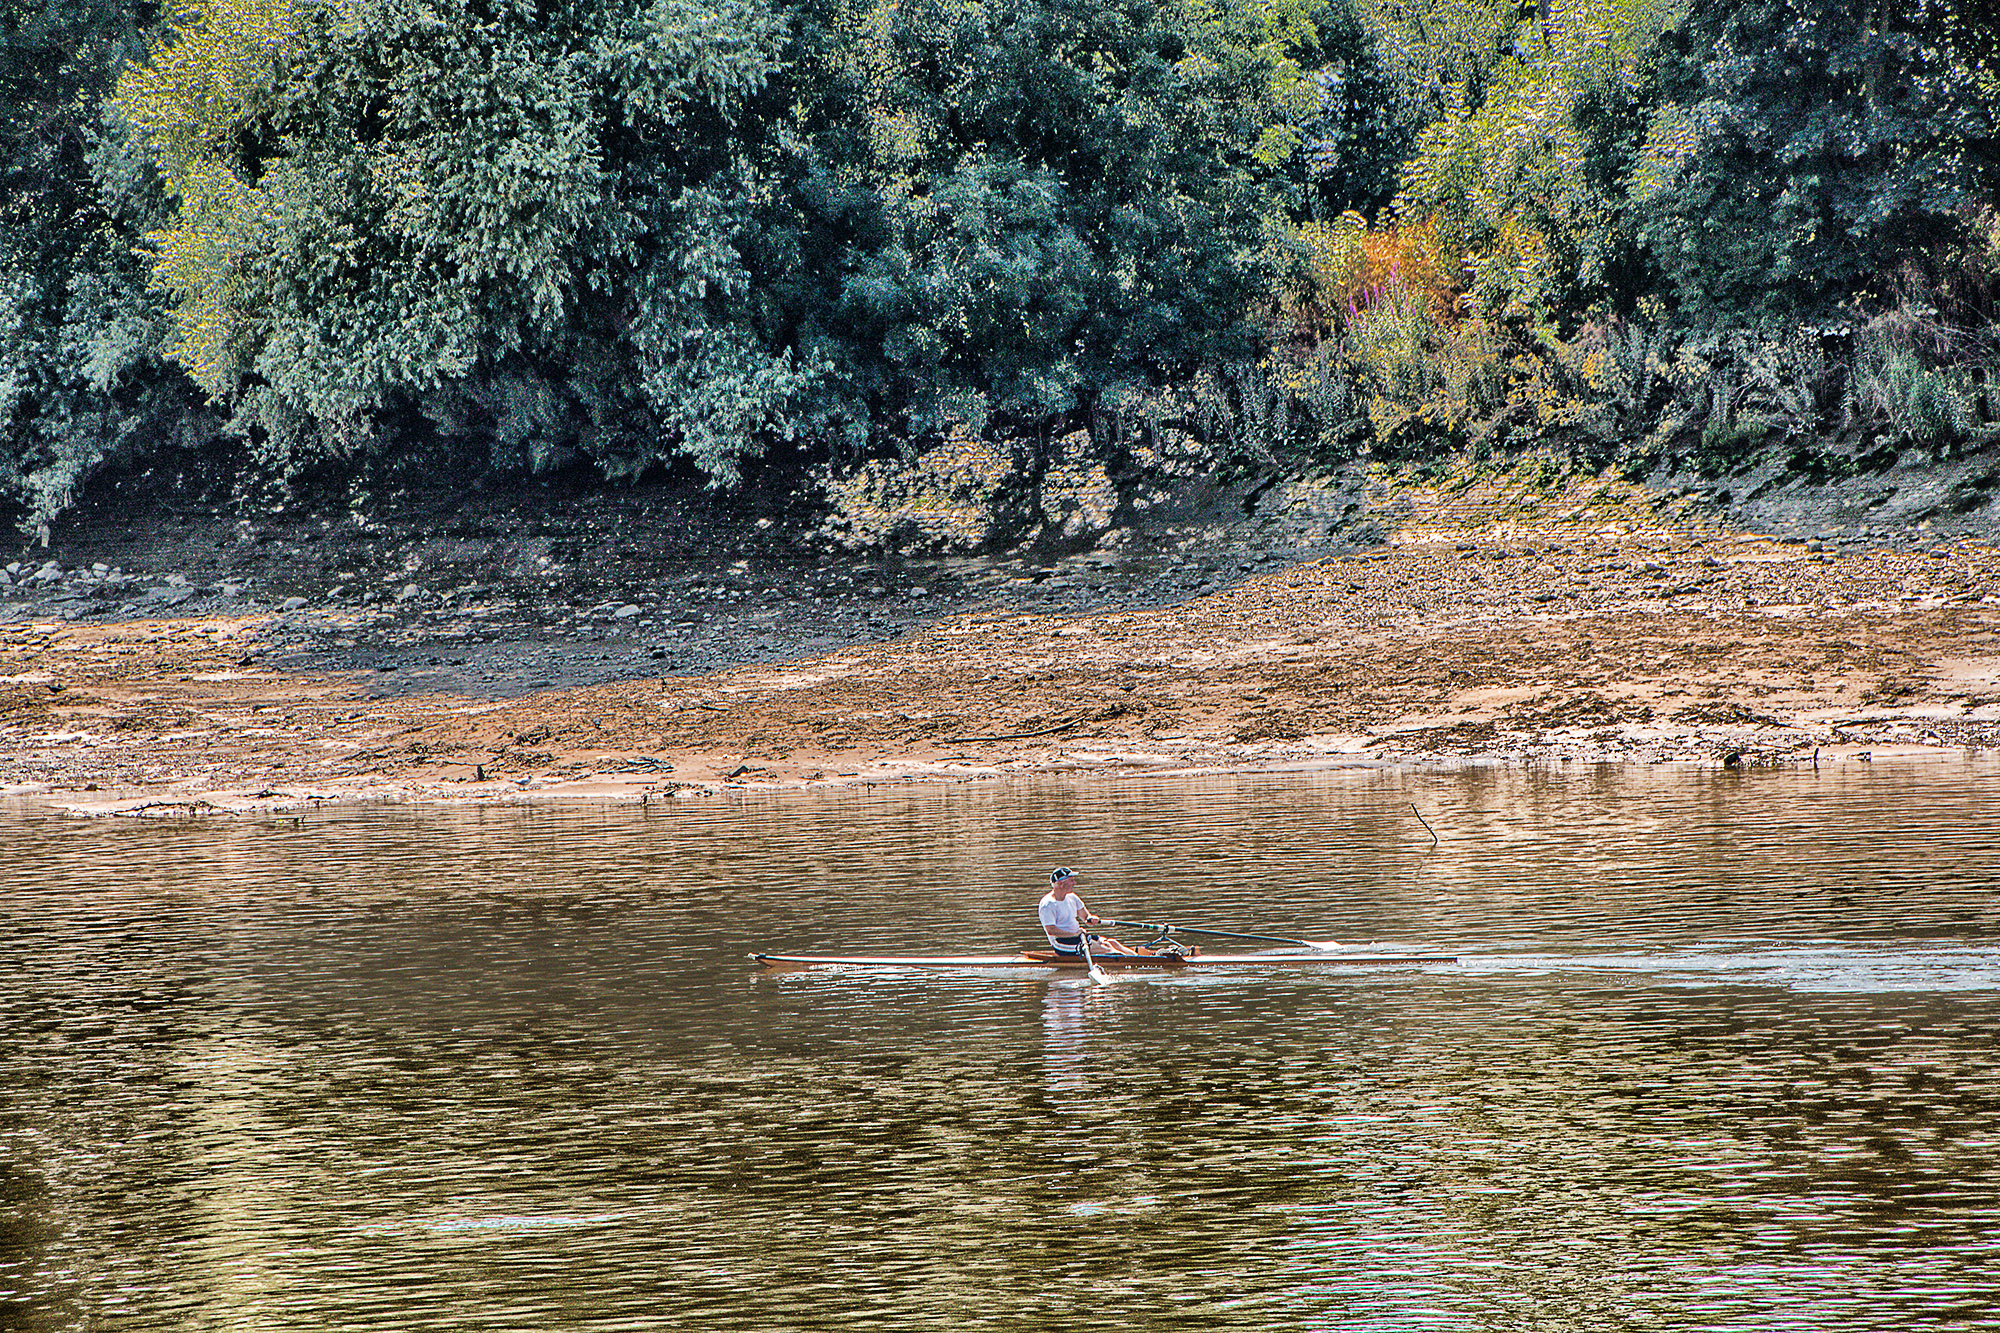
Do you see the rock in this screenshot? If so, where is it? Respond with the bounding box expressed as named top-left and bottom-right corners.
top-left (615, 604), bottom-right (641, 618)
top-left (281, 596), bottom-right (309, 611)
top-left (397, 583), bottom-right (419, 602)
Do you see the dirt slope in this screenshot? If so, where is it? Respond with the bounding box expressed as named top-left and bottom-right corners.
top-left (6, 472), bottom-right (1995, 813)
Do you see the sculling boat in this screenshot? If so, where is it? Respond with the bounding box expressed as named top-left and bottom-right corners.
top-left (754, 948), bottom-right (1458, 972)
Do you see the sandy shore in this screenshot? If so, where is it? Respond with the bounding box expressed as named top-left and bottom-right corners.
top-left (5, 480), bottom-right (1997, 815)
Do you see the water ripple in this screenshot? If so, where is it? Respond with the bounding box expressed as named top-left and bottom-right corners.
top-left (3, 761), bottom-right (2000, 1330)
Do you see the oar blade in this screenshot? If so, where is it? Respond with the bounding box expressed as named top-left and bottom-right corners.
top-left (1080, 931), bottom-right (1109, 985)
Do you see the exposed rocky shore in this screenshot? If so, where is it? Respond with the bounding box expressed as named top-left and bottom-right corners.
top-left (3, 453), bottom-right (1997, 813)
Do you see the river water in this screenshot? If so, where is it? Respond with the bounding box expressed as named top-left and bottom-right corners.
top-left (4, 761), bottom-right (1999, 1331)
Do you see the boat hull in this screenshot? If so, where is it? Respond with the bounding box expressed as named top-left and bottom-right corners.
top-left (753, 950), bottom-right (1457, 972)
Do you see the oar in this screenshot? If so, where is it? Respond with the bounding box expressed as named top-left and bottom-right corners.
top-left (1101, 920), bottom-right (1341, 950)
top-left (1078, 927), bottom-right (1109, 985)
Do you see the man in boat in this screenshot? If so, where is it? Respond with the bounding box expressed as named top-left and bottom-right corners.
top-left (1039, 867), bottom-right (1142, 957)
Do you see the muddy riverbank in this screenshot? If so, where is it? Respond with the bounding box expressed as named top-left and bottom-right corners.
top-left (3, 457), bottom-right (1997, 813)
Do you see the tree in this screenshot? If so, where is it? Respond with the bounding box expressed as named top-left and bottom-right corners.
top-left (1290, 0), bottom-right (1415, 220)
top-left (777, 0), bottom-right (1277, 454)
top-left (112, 0), bottom-right (812, 483)
top-left (1630, 0), bottom-right (1995, 324)
top-left (102, 0), bottom-right (1296, 493)
top-left (0, 0), bottom-right (197, 529)
top-left (1380, 0), bottom-right (1684, 326)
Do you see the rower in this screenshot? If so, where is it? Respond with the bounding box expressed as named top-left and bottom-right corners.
top-left (1039, 867), bottom-right (1140, 956)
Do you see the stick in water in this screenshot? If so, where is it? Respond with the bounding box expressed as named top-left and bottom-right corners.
top-left (1411, 803), bottom-right (1438, 846)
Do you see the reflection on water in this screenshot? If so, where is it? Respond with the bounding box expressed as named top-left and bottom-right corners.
top-left (1042, 981), bottom-right (1110, 1096)
top-left (3, 760), bottom-right (2000, 1330)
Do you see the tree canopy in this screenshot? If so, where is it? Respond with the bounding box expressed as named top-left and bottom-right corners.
top-left (0, 0), bottom-right (1994, 534)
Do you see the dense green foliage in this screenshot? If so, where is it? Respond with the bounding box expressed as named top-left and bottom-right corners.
top-left (0, 0), bottom-right (208, 530)
top-left (113, 0), bottom-right (813, 480)
top-left (1635, 0), bottom-right (1989, 322)
top-left (101, 0), bottom-right (1286, 493)
top-left (783, 0), bottom-right (1283, 452)
top-left (0, 0), bottom-right (1996, 538)
top-left (1285, 0), bottom-right (1999, 477)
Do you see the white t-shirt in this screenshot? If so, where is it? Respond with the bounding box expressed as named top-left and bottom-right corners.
top-left (1039, 890), bottom-right (1087, 939)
